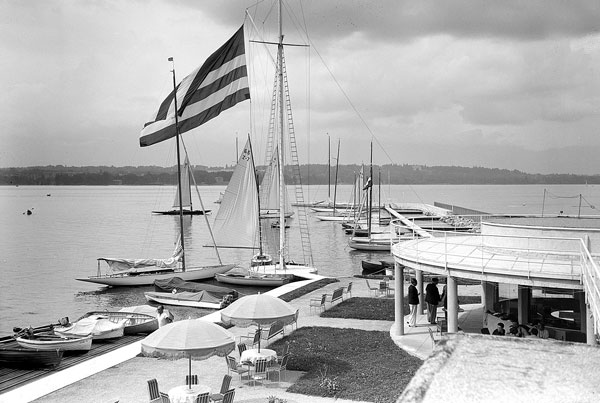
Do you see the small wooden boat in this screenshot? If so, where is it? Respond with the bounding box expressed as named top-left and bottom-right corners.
top-left (76, 311), bottom-right (158, 335)
top-left (215, 272), bottom-right (291, 287)
top-left (144, 290), bottom-right (229, 309)
top-left (153, 277), bottom-right (236, 298)
top-left (54, 315), bottom-right (126, 340)
top-left (0, 343), bottom-right (63, 368)
top-left (16, 334), bottom-right (93, 351)
top-left (361, 260), bottom-right (393, 274)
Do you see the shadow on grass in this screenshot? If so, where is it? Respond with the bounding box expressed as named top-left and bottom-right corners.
top-left (270, 327), bottom-right (423, 403)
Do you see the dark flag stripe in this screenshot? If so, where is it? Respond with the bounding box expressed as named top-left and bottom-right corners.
top-left (140, 25), bottom-right (249, 147)
top-left (140, 88), bottom-right (250, 147)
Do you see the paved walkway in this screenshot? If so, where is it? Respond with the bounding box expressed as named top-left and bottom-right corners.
top-left (4, 277), bottom-right (484, 403)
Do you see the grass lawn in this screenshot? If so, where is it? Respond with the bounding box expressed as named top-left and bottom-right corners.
top-left (280, 277), bottom-right (339, 302)
top-left (270, 326), bottom-right (423, 403)
top-left (321, 295), bottom-right (482, 321)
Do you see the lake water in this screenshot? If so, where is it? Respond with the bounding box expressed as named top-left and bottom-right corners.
top-left (1, 183), bottom-right (598, 336)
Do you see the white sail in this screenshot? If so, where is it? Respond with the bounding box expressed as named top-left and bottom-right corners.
top-left (172, 156), bottom-right (193, 210)
top-left (212, 139), bottom-right (260, 248)
top-left (260, 146), bottom-right (293, 217)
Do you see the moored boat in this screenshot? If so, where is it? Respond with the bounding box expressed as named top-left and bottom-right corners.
top-left (144, 290), bottom-right (231, 309)
top-left (77, 261), bottom-right (236, 287)
top-left (361, 260), bottom-right (393, 274)
top-left (76, 311), bottom-right (158, 335)
top-left (215, 272), bottom-right (292, 287)
top-left (16, 334), bottom-right (93, 351)
top-left (153, 276), bottom-right (236, 298)
top-left (0, 344), bottom-right (64, 369)
top-left (54, 315), bottom-right (126, 340)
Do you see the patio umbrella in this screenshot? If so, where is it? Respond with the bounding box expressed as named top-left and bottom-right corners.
top-left (220, 293), bottom-right (298, 351)
top-left (141, 319), bottom-right (235, 389)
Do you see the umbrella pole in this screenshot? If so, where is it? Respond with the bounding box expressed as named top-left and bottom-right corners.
top-left (258, 325), bottom-right (261, 352)
top-left (188, 355), bottom-right (192, 389)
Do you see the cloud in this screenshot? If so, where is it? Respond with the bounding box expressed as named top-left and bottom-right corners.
top-left (1, 0), bottom-right (599, 175)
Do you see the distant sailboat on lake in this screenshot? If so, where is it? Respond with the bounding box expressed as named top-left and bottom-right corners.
top-left (153, 156), bottom-right (211, 215)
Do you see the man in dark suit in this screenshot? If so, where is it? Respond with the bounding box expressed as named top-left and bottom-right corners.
top-left (407, 278), bottom-right (420, 327)
top-left (425, 277), bottom-right (441, 324)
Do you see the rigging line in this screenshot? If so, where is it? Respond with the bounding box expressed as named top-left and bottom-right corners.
top-left (302, 36), bottom-right (430, 205)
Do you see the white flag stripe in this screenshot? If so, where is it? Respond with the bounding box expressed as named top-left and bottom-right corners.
top-left (140, 76), bottom-right (249, 139)
top-left (200, 55), bottom-right (247, 92)
top-left (178, 76), bottom-right (249, 121)
top-left (164, 55), bottom-right (246, 121)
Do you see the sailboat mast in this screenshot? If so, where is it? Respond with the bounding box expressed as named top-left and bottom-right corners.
top-left (328, 134), bottom-right (331, 201)
top-left (333, 139), bottom-right (340, 217)
top-left (368, 142), bottom-right (373, 238)
top-left (170, 57), bottom-right (186, 271)
top-left (248, 135), bottom-right (265, 258)
top-left (277, 0), bottom-right (286, 269)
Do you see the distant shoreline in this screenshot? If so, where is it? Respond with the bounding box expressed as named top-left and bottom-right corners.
top-left (1, 164), bottom-right (599, 186)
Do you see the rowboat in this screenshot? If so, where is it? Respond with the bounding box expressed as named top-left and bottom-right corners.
top-left (361, 260), bottom-right (393, 275)
top-left (144, 290), bottom-right (227, 309)
top-left (54, 315), bottom-right (126, 340)
top-left (76, 311), bottom-right (158, 335)
top-left (16, 334), bottom-right (93, 351)
top-left (214, 272), bottom-right (291, 287)
top-left (0, 345), bottom-right (64, 368)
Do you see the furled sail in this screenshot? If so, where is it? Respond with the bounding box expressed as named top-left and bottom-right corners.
top-left (98, 237), bottom-right (183, 273)
top-left (211, 139), bottom-right (260, 248)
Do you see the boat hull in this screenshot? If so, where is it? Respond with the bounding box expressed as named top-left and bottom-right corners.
top-left (152, 209), bottom-right (211, 215)
top-left (144, 292), bottom-right (223, 309)
top-left (54, 325), bottom-right (124, 341)
top-left (0, 347), bottom-right (64, 369)
top-left (348, 239), bottom-right (391, 251)
top-left (361, 260), bottom-right (393, 274)
top-left (214, 273), bottom-right (291, 287)
top-left (77, 264), bottom-right (236, 287)
top-left (77, 311), bottom-right (158, 335)
top-left (16, 335), bottom-right (93, 351)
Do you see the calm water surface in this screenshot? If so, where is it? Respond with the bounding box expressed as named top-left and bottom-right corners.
top-left (1, 184), bottom-right (598, 336)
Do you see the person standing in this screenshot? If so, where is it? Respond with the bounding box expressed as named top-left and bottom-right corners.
top-left (425, 277), bottom-right (441, 324)
top-left (156, 305), bottom-right (173, 328)
top-left (407, 278), bottom-right (420, 327)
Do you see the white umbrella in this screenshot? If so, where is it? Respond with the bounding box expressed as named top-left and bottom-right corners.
top-left (141, 319), bottom-right (235, 388)
top-left (220, 293), bottom-right (298, 351)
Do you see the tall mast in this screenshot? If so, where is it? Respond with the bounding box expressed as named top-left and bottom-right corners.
top-left (277, 0), bottom-right (286, 269)
top-left (248, 135), bottom-right (265, 258)
top-left (328, 134), bottom-right (331, 201)
top-left (368, 141), bottom-right (373, 238)
top-left (333, 138), bottom-right (340, 217)
top-left (170, 57), bottom-right (186, 270)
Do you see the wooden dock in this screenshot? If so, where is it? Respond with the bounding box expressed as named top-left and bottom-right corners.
top-left (0, 335), bottom-right (144, 395)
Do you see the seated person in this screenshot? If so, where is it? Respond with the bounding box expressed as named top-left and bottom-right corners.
top-left (516, 324), bottom-right (531, 337)
top-left (492, 323), bottom-right (505, 335)
top-left (537, 323), bottom-right (550, 339)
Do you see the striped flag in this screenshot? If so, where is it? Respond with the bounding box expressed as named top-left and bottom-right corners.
top-left (140, 25), bottom-right (250, 147)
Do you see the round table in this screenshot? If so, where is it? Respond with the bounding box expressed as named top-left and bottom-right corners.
top-left (240, 348), bottom-right (277, 365)
top-left (168, 384), bottom-right (211, 403)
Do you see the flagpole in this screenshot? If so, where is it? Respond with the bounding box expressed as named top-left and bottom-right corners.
top-left (169, 57), bottom-right (186, 271)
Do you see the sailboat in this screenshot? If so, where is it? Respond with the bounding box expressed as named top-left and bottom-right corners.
top-left (235, 1), bottom-right (317, 277)
top-left (212, 138), bottom-right (290, 287)
top-left (259, 145), bottom-right (294, 220)
top-left (348, 143), bottom-right (402, 251)
top-left (152, 156), bottom-right (211, 215)
top-left (77, 26), bottom-right (251, 287)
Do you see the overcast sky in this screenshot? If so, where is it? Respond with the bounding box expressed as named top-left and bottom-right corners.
top-left (2, 0), bottom-right (599, 174)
